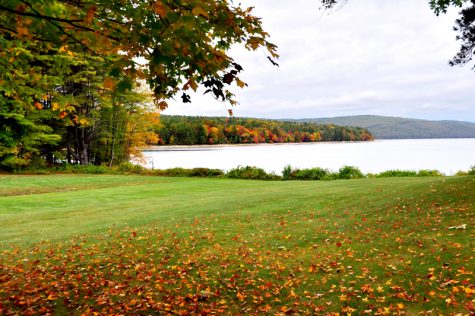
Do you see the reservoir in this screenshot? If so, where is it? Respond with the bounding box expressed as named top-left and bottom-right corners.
top-left (141, 138), bottom-right (475, 175)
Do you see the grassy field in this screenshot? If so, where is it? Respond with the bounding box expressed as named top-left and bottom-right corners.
top-left (0, 174), bottom-right (474, 315)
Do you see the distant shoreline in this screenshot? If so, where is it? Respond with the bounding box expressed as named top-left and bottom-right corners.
top-left (142, 141), bottom-right (373, 151)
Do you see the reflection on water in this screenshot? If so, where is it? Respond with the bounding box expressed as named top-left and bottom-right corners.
top-left (141, 139), bottom-right (475, 175)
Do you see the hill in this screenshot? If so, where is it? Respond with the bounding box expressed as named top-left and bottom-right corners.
top-left (295, 115), bottom-right (475, 139)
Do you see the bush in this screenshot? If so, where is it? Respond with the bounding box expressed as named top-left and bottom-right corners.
top-left (322, 172), bottom-right (340, 181)
top-left (282, 165), bottom-right (331, 180)
top-left (189, 168), bottom-right (224, 177)
top-left (299, 167), bottom-right (329, 180)
top-left (294, 168), bottom-right (328, 180)
top-left (226, 166), bottom-right (279, 180)
top-left (468, 166), bottom-right (475, 176)
top-left (338, 166), bottom-right (364, 179)
top-left (417, 169), bottom-right (443, 177)
top-left (282, 165), bottom-right (292, 180)
top-left (0, 156), bottom-right (29, 172)
top-left (377, 170), bottom-right (418, 178)
top-left (161, 168), bottom-right (191, 177)
top-left (117, 162), bottom-right (145, 174)
top-left (54, 164), bottom-right (111, 174)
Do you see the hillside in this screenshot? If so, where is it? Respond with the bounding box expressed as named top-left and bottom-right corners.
top-left (296, 115), bottom-right (475, 139)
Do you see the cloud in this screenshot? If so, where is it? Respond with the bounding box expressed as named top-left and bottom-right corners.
top-left (162, 0), bottom-right (475, 122)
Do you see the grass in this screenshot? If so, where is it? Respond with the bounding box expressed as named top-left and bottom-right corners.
top-left (0, 174), bottom-right (474, 315)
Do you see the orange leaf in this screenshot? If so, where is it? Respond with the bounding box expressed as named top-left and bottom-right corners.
top-left (47, 294), bottom-right (57, 301)
top-left (154, 1), bottom-right (167, 17)
top-left (34, 102), bottom-right (43, 110)
top-left (236, 292), bottom-right (246, 301)
top-left (103, 77), bottom-right (115, 90)
top-left (85, 6), bottom-right (96, 24)
top-left (16, 26), bottom-right (29, 37)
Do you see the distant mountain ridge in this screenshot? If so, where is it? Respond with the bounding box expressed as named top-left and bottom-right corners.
top-left (293, 115), bottom-right (475, 139)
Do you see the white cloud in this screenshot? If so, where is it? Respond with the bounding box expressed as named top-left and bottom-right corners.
top-left (162, 0), bottom-right (475, 122)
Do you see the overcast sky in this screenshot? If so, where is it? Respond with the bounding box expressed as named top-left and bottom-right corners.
top-left (162, 0), bottom-right (475, 122)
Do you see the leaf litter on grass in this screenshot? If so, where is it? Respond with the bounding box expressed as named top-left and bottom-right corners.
top-left (0, 178), bottom-right (474, 315)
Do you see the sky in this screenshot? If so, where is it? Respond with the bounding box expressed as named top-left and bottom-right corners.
top-left (162, 0), bottom-right (475, 122)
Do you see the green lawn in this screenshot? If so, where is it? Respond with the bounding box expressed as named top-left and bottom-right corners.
top-left (0, 174), bottom-right (474, 315)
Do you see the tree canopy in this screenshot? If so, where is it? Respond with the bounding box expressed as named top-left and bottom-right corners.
top-left (1, 0), bottom-right (278, 106)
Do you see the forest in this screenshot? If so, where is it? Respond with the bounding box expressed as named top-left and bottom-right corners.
top-left (156, 116), bottom-right (374, 145)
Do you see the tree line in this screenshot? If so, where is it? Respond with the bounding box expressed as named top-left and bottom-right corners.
top-left (156, 116), bottom-right (374, 145)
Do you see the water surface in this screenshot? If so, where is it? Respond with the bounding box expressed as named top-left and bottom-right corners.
top-left (142, 139), bottom-right (475, 175)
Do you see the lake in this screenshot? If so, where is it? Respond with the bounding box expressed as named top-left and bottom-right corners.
top-left (141, 138), bottom-right (475, 175)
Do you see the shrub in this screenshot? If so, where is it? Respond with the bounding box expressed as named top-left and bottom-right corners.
top-left (338, 166), bottom-right (364, 179)
top-left (322, 172), bottom-right (340, 181)
top-left (55, 164), bottom-right (111, 174)
top-left (117, 162), bottom-right (145, 174)
top-left (0, 156), bottom-right (29, 172)
top-left (161, 168), bottom-right (191, 177)
top-left (417, 169), bottom-right (443, 177)
top-left (377, 170), bottom-right (418, 178)
top-left (468, 166), bottom-right (475, 176)
top-left (189, 168), bottom-right (224, 177)
top-left (294, 167), bottom-right (329, 180)
top-left (282, 165), bottom-right (292, 180)
top-left (226, 166), bottom-right (278, 180)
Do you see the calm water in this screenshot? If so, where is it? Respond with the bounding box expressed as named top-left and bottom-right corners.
top-left (141, 139), bottom-right (475, 175)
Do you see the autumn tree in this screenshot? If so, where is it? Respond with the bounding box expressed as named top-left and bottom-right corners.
top-left (0, 0), bottom-right (278, 107)
top-left (155, 115), bottom-right (373, 145)
top-left (0, 0), bottom-right (278, 168)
